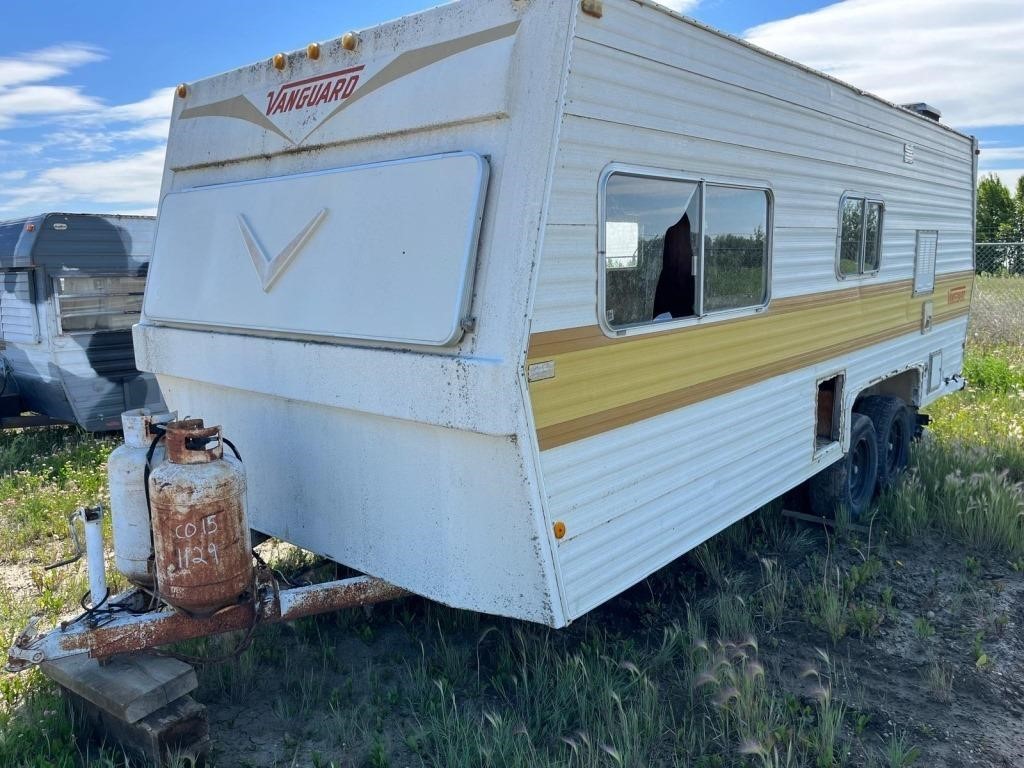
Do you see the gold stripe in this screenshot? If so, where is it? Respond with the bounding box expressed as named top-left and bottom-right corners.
top-left (528, 272), bottom-right (973, 450)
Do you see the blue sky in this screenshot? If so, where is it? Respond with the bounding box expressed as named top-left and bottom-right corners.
top-left (0, 0), bottom-right (1021, 219)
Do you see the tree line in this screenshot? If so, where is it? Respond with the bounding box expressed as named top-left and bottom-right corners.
top-left (977, 174), bottom-right (1024, 243)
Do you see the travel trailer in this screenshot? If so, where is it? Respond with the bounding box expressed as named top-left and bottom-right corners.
top-left (127, 0), bottom-right (974, 629)
top-left (0, 213), bottom-right (164, 431)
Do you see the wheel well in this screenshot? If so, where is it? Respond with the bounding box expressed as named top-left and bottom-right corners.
top-left (854, 368), bottom-right (922, 409)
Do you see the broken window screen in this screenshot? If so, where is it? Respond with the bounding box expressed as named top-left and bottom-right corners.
top-left (55, 275), bottom-right (146, 333)
top-left (838, 195), bottom-right (884, 276)
top-left (603, 174), bottom-right (700, 329)
top-left (703, 186), bottom-right (769, 312)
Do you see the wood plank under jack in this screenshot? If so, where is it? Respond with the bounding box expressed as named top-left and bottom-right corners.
top-left (42, 653), bottom-right (209, 765)
top-left (42, 653), bottom-right (198, 724)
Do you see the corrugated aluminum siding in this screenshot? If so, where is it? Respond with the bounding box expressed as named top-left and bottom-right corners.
top-left (533, 1), bottom-right (974, 333)
top-left (532, 1), bottom-right (975, 619)
top-left (547, 319), bottom-right (968, 618)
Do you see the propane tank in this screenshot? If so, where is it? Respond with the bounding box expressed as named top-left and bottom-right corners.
top-left (108, 408), bottom-right (176, 587)
top-left (149, 419), bottom-right (253, 615)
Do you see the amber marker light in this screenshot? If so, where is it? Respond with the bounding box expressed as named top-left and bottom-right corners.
top-left (341, 32), bottom-right (360, 51)
top-left (553, 521), bottom-right (566, 540)
top-left (273, 53), bottom-right (287, 70)
top-left (176, 83), bottom-right (188, 99)
top-left (307, 43), bottom-right (321, 60)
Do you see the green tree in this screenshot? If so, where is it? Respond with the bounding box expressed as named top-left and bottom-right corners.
top-left (977, 174), bottom-right (1014, 241)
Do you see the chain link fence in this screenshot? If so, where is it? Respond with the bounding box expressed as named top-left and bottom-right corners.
top-left (972, 242), bottom-right (1024, 347)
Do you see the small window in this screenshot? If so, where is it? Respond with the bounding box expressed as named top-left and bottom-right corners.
top-left (602, 171), bottom-right (770, 332)
top-left (837, 195), bottom-right (884, 277)
top-left (54, 275), bottom-right (146, 333)
top-left (914, 230), bottom-right (938, 295)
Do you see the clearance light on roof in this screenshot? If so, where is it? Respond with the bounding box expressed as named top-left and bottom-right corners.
top-left (342, 32), bottom-right (360, 51)
top-left (273, 52), bottom-right (287, 70)
top-left (176, 83), bottom-right (188, 99)
top-left (307, 43), bottom-right (321, 60)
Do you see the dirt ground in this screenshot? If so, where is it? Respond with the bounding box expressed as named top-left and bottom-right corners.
top-left (770, 536), bottom-right (1024, 767)
top-left (184, 522), bottom-right (1024, 768)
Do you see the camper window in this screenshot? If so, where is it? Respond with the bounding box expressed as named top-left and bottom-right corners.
top-left (53, 275), bottom-right (146, 334)
top-left (601, 171), bottom-right (770, 331)
top-left (703, 186), bottom-right (770, 312)
top-left (838, 195), bottom-right (884, 277)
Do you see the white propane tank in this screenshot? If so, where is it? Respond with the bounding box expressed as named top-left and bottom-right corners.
top-left (108, 408), bottom-right (176, 586)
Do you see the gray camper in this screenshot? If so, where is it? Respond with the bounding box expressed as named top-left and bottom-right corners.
top-left (0, 213), bottom-right (164, 431)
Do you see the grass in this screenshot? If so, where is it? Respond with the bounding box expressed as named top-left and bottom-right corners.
top-left (1, 307), bottom-right (1023, 765)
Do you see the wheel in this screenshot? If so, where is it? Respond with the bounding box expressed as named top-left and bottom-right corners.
top-left (855, 395), bottom-right (912, 491)
top-left (809, 413), bottom-right (879, 521)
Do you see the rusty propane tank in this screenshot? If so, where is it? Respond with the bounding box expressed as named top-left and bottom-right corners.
top-left (149, 420), bottom-right (252, 615)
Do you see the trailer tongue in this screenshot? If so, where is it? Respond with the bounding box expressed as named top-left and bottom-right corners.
top-left (7, 413), bottom-right (407, 673)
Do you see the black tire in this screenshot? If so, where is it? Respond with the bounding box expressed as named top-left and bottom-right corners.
top-left (809, 413), bottom-right (879, 521)
top-left (855, 395), bottom-right (912, 491)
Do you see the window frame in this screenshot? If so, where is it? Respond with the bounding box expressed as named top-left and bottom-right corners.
top-left (51, 271), bottom-right (146, 336)
top-left (597, 163), bottom-right (774, 338)
top-left (835, 191), bottom-right (885, 280)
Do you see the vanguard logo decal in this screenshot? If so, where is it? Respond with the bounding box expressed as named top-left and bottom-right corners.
top-left (177, 21), bottom-right (520, 146)
top-left (265, 66), bottom-right (364, 116)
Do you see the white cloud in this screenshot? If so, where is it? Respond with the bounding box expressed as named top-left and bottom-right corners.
top-left (0, 44), bottom-right (103, 88)
top-left (979, 146), bottom-right (1024, 163)
top-left (0, 44), bottom-right (105, 129)
top-left (980, 168), bottom-right (1024, 192)
top-left (654, 0), bottom-right (701, 14)
top-left (0, 85), bottom-right (101, 128)
top-left (745, 0), bottom-right (1024, 129)
top-left (0, 146), bottom-right (165, 217)
top-left (0, 47), bottom-right (172, 217)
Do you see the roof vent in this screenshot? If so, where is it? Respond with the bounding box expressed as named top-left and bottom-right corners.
top-left (901, 102), bottom-right (942, 122)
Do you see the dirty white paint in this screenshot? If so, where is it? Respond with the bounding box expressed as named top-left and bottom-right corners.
top-left (135, 0), bottom-right (973, 627)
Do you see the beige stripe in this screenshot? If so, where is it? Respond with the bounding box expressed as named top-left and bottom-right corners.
top-left (528, 272), bottom-right (974, 359)
top-left (536, 308), bottom-right (969, 450)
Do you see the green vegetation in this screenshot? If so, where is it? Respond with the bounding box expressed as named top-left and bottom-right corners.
top-left (2, 329), bottom-right (1023, 765)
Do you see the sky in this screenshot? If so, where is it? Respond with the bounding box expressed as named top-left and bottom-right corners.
top-left (0, 0), bottom-right (1021, 220)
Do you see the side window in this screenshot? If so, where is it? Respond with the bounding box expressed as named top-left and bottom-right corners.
top-left (838, 195), bottom-right (884, 277)
top-left (604, 175), bottom-right (700, 328)
top-left (54, 275), bottom-right (146, 333)
top-left (914, 230), bottom-right (938, 295)
top-left (602, 171), bottom-right (770, 332)
top-left (703, 187), bottom-right (770, 313)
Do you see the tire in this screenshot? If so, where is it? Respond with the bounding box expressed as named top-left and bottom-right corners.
top-left (855, 395), bottom-right (912, 491)
top-left (809, 413), bottom-right (879, 521)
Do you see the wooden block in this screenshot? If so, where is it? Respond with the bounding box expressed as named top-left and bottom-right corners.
top-left (43, 653), bottom-right (197, 724)
top-left (68, 691), bottom-right (210, 766)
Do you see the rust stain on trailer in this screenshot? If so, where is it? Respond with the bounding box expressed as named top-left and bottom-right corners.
top-left (51, 577), bottom-right (407, 660)
top-left (280, 578), bottom-right (409, 621)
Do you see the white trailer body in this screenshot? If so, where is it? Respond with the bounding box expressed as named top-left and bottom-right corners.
top-left (135, 0), bottom-right (975, 627)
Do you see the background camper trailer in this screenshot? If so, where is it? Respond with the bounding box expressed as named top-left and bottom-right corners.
top-left (0, 213), bottom-right (165, 431)
top-left (6, 0), bottom-right (977, 670)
